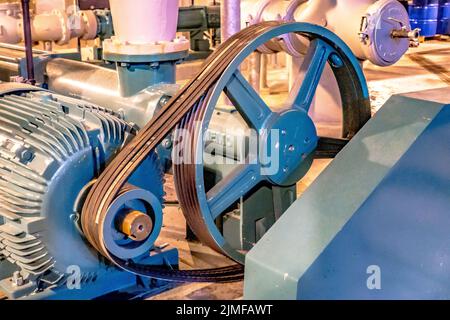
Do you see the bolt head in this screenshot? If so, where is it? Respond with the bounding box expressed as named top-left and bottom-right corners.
top-left (12, 271), bottom-right (24, 287)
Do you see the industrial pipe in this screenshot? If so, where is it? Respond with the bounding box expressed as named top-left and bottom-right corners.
top-left (109, 0), bottom-right (179, 44)
top-left (0, 2), bottom-right (98, 45)
top-left (178, 5), bottom-right (221, 31)
top-left (46, 58), bottom-right (179, 128)
top-left (0, 2), bottom-right (220, 46)
top-left (103, 0), bottom-right (188, 97)
top-left (241, 0), bottom-right (412, 66)
top-left (221, 0), bottom-right (241, 42)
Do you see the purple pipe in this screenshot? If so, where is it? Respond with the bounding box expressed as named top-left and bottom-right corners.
top-left (20, 0), bottom-right (35, 83)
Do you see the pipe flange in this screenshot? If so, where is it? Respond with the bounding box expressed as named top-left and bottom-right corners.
top-left (359, 0), bottom-right (411, 66)
top-left (81, 10), bottom-right (98, 40)
top-left (0, 2), bottom-right (21, 17)
top-left (53, 9), bottom-right (70, 45)
top-left (248, 0), bottom-right (277, 54)
top-left (277, 0), bottom-right (309, 57)
top-left (103, 36), bottom-right (190, 56)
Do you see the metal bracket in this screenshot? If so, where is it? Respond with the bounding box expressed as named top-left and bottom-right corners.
top-left (358, 15), bottom-right (370, 44)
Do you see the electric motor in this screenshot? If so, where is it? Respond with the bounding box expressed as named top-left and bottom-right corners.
top-left (0, 84), bottom-right (165, 299)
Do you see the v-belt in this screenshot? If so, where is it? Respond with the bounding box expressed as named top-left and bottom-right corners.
top-left (81, 22), bottom-right (284, 282)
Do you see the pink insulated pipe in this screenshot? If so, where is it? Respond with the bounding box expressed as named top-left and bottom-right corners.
top-left (109, 0), bottom-right (180, 44)
top-left (0, 2), bottom-right (98, 45)
top-left (221, 0), bottom-right (241, 42)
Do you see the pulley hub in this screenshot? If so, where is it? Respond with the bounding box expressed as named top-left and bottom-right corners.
top-left (261, 109), bottom-right (318, 186)
top-left (102, 184), bottom-right (163, 260)
top-left (116, 210), bottom-right (154, 242)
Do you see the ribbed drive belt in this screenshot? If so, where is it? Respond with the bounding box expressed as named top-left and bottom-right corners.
top-left (81, 22), bottom-right (284, 282)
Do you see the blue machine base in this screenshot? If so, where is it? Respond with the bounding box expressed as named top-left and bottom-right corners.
top-left (244, 89), bottom-right (450, 299)
top-left (21, 247), bottom-right (179, 300)
top-left (298, 106), bottom-right (450, 299)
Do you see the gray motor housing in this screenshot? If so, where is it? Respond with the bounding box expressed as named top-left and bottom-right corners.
top-left (0, 84), bottom-right (165, 299)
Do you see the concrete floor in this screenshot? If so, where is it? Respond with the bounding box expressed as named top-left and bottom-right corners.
top-left (365, 40), bottom-right (450, 112)
top-left (150, 39), bottom-right (450, 300)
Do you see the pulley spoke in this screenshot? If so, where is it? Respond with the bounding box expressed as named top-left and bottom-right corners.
top-left (224, 70), bottom-right (273, 130)
top-left (207, 163), bottom-right (263, 219)
top-left (288, 38), bottom-right (334, 112)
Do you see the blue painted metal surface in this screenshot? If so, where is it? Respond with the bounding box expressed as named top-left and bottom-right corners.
top-left (409, 3), bottom-right (439, 36)
top-left (298, 105), bottom-right (450, 299)
top-left (26, 269), bottom-right (176, 300)
top-left (438, 1), bottom-right (450, 34)
top-left (244, 89), bottom-right (450, 299)
top-left (413, 0), bottom-right (439, 5)
top-left (103, 50), bottom-right (188, 97)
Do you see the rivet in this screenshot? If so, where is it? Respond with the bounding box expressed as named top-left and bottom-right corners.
top-left (329, 53), bottom-right (344, 68)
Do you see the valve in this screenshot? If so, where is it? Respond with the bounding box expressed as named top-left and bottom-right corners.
top-left (389, 17), bottom-right (421, 47)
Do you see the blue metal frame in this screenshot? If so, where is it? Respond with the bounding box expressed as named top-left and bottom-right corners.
top-left (244, 91), bottom-right (450, 299)
top-left (297, 105), bottom-right (450, 300)
top-left (103, 51), bottom-right (188, 97)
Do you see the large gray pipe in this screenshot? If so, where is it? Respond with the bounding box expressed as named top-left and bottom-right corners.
top-left (46, 58), bottom-right (178, 128)
top-left (46, 58), bottom-right (119, 106)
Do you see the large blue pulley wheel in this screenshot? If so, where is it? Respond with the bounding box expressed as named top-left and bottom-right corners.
top-left (174, 22), bottom-right (371, 264)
